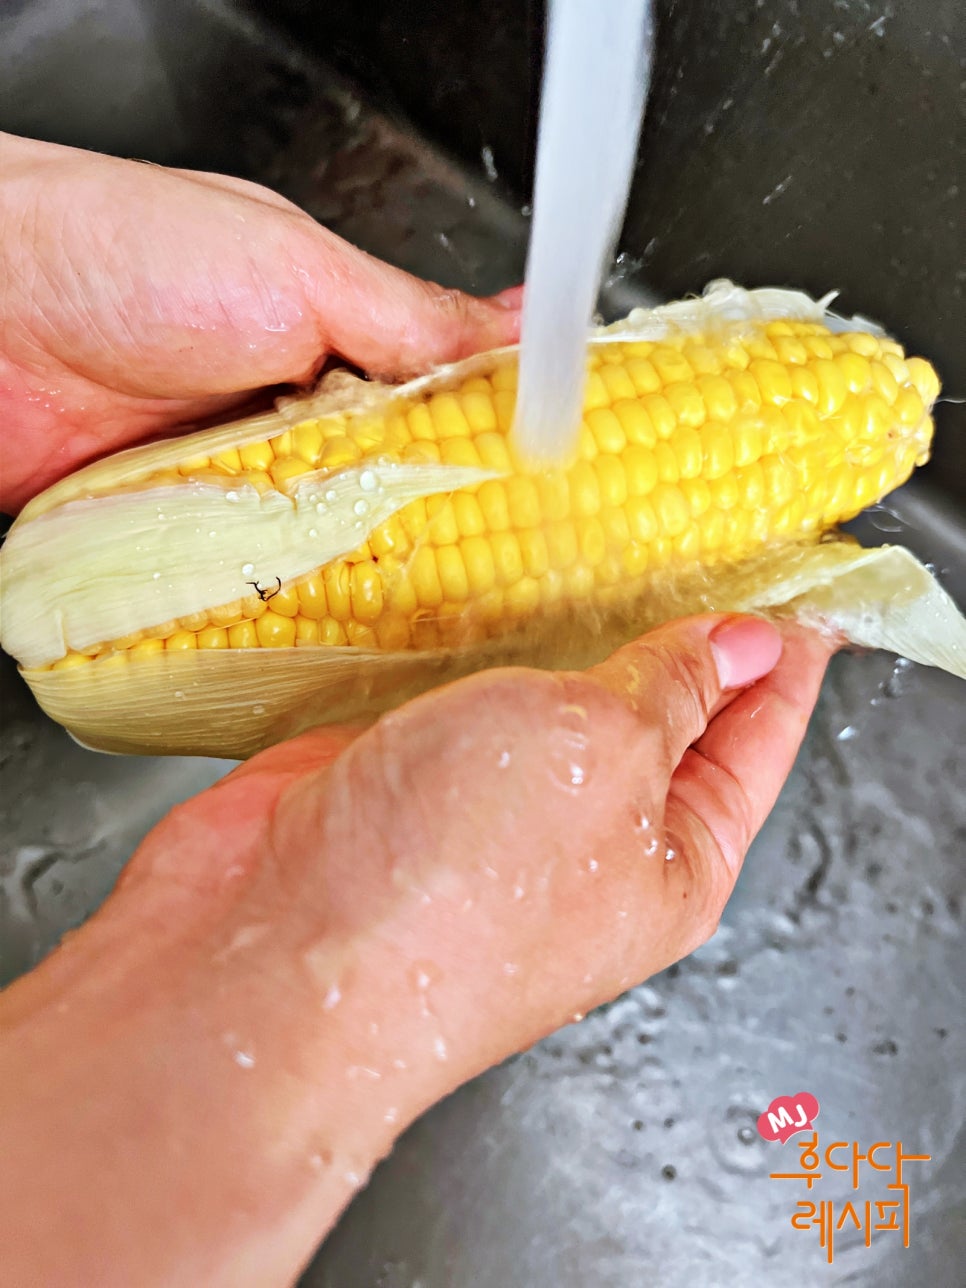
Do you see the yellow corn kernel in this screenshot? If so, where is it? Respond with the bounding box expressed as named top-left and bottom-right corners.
top-left (295, 617), bottom-right (320, 646)
top-left (425, 496), bottom-right (460, 546)
top-left (197, 626), bottom-right (229, 650)
top-left (227, 620), bottom-right (258, 649)
top-left (268, 584), bottom-right (300, 618)
top-left (322, 565), bottom-right (352, 621)
top-left (52, 652), bottom-right (91, 670)
top-left (211, 447), bottom-right (243, 474)
top-left (238, 439), bottom-right (275, 472)
top-left (292, 421), bottom-right (324, 465)
top-left (519, 528), bottom-right (550, 578)
top-left (296, 574), bottom-right (327, 620)
top-left (350, 564), bottom-right (384, 623)
top-left (130, 637), bottom-right (165, 659)
top-left (462, 390), bottom-right (498, 432)
top-left (255, 612), bottom-right (297, 648)
top-left (177, 453), bottom-right (211, 476)
top-left (271, 456), bottom-right (313, 492)
top-left (209, 599), bottom-right (243, 628)
top-left (165, 630), bottom-right (198, 651)
top-left (319, 618), bottom-right (348, 647)
top-left (490, 532), bottom-right (524, 587)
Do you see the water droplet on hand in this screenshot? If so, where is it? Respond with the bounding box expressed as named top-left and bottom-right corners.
top-left (346, 1064), bottom-right (382, 1081)
top-left (409, 960), bottom-right (442, 1019)
top-left (547, 705), bottom-right (595, 791)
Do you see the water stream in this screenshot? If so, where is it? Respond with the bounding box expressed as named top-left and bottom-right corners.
top-left (512, 0), bottom-right (655, 464)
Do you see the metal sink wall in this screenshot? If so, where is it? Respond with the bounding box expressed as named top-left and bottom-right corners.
top-left (1, 2), bottom-right (963, 1285)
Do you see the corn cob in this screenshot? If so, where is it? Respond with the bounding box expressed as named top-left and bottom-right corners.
top-left (1, 281), bottom-right (963, 758)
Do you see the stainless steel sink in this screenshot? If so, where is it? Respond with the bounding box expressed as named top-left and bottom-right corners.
top-left (1, 2), bottom-right (963, 1284)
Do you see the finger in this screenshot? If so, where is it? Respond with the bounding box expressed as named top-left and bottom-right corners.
top-left (300, 227), bottom-right (522, 378)
top-left (665, 622), bottom-right (834, 881)
top-left (5, 145), bottom-right (522, 401)
top-left (586, 614), bottom-right (784, 773)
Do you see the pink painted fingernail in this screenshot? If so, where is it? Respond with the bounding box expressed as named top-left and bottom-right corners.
top-left (710, 617), bottom-right (783, 689)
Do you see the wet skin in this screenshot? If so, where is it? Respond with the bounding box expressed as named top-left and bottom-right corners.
top-left (0, 135), bottom-right (832, 1287)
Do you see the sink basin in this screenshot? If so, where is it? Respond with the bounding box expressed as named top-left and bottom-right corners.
top-left (1, 2), bottom-right (963, 1284)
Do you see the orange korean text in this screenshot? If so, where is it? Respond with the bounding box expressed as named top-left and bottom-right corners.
top-left (770, 1134), bottom-right (931, 1264)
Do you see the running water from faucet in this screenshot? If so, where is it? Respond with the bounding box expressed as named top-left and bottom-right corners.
top-left (512, 0), bottom-right (655, 465)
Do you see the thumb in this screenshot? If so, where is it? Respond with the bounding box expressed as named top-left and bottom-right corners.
top-left (586, 614), bottom-right (785, 773)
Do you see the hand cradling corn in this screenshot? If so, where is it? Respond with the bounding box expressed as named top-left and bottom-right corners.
top-left (1, 282), bottom-right (963, 758)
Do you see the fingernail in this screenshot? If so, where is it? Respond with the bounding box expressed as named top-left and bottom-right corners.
top-left (710, 617), bottom-right (783, 689)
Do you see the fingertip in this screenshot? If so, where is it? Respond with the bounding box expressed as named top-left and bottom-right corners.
top-left (490, 284), bottom-right (524, 310)
top-left (709, 616), bottom-right (783, 690)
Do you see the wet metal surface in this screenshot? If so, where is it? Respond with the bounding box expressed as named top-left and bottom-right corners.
top-left (1, 2), bottom-right (963, 1285)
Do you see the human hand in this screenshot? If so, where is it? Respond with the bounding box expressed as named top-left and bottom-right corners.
top-left (0, 134), bottom-right (833, 1287)
top-left (0, 132), bottom-right (521, 513)
top-left (0, 612), bottom-right (832, 1285)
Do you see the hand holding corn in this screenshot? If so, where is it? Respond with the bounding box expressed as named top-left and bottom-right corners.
top-left (0, 141), bottom-right (843, 1286)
